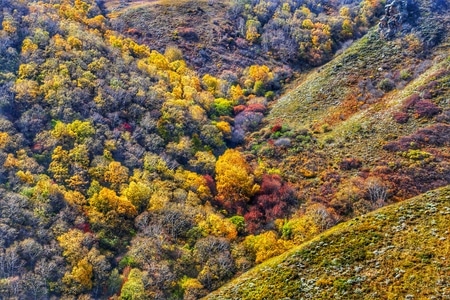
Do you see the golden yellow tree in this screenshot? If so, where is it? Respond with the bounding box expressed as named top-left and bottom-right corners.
top-left (215, 149), bottom-right (259, 204)
top-left (62, 257), bottom-right (93, 294)
top-left (104, 161), bottom-right (129, 190)
top-left (89, 187), bottom-right (137, 218)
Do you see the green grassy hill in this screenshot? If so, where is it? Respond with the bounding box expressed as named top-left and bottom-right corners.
top-left (204, 184), bottom-right (450, 299)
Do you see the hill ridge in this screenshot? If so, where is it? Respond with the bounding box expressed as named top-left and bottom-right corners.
top-left (204, 185), bottom-right (450, 299)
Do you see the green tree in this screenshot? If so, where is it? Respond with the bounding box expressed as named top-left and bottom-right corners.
top-left (120, 268), bottom-right (146, 300)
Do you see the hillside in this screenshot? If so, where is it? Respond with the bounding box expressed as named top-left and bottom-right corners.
top-left (105, 0), bottom-right (385, 77)
top-left (204, 184), bottom-right (450, 299)
top-left (0, 0), bottom-right (449, 299)
top-left (245, 0), bottom-right (450, 219)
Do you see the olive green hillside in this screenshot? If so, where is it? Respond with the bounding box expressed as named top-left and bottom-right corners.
top-left (204, 184), bottom-right (450, 299)
top-left (245, 0), bottom-right (450, 216)
top-left (266, 28), bottom-right (450, 167)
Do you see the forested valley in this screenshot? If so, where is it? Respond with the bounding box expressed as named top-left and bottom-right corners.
top-left (0, 0), bottom-right (449, 299)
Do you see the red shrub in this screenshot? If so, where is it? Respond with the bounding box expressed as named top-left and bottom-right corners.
top-left (259, 174), bottom-right (283, 194)
top-left (177, 27), bottom-right (199, 41)
top-left (244, 206), bottom-right (264, 233)
top-left (203, 175), bottom-right (217, 195)
top-left (384, 124), bottom-right (450, 152)
top-left (339, 157), bottom-right (362, 170)
top-left (233, 105), bottom-right (246, 115)
top-left (414, 100), bottom-right (442, 118)
top-left (243, 174), bottom-right (297, 233)
top-left (121, 122), bottom-right (133, 132)
top-left (75, 222), bottom-right (92, 233)
top-left (126, 28), bottom-right (141, 37)
top-left (245, 103), bottom-right (266, 113)
top-left (402, 93), bottom-right (420, 111)
top-left (436, 110), bottom-right (450, 123)
top-left (392, 111), bottom-right (410, 124)
top-left (271, 124), bottom-right (282, 133)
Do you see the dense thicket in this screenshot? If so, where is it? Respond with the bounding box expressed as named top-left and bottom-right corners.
top-left (0, 0), bottom-right (301, 298)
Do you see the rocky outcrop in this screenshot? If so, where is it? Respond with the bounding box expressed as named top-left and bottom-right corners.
top-left (378, 0), bottom-right (417, 39)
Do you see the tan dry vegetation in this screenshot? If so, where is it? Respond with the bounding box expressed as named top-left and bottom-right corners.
top-left (204, 185), bottom-right (450, 299)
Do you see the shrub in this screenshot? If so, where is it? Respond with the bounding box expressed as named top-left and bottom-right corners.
top-left (414, 100), bottom-right (441, 118)
top-left (339, 157), bottom-right (362, 170)
top-left (383, 124), bottom-right (450, 152)
top-left (378, 78), bottom-right (395, 92)
top-left (234, 111), bottom-right (264, 133)
top-left (436, 110), bottom-right (450, 123)
top-left (392, 111), bottom-right (409, 124)
top-left (212, 98), bottom-right (234, 116)
top-left (271, 124), bottom-right (282, 133)
top-left (233, 105), bottom-right (246, 115)
top-left (244, 174), bottom-right (296, 233)
top-left (400, 69), bottom-right (412, 81)
top-left (402, 149), bottom-right (431, 160)
top-left (245, 103), bottom-right (266, 113)
top-left (402, 93), bottom-right (420, 111)
top-left (164, 45), bottom-right (183, 62)
top-left (274, 138), bottom-right (291, 147)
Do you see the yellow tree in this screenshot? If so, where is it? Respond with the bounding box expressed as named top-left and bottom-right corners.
top-left (120, 268), bottom-right (146, 300)
top-left (122, 181), bottom-right (151, 213)
top-left (62, 257), bottom-right (93, 294)
top-left (89, 187), bottom-right (137, 218)
top-left (104, 161), bottom-right (129, 190)
top-left (243, 231), bottom-right (293, 263)
top-left (198, 213), bottom-right (238, 240)
top-left (0, 132), bottom-right (10, 149)
top-left (57, 229), bottom-right (89, 265)
top-left (215, 149), bottom-right (259, 204)
top-left (48, 146), bottom-right (70, 183)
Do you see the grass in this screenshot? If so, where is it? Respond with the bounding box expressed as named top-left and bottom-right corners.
top-left (259, 21), bottom-right (450, 174)
top-left (204, 185), bottom-right (450, 299)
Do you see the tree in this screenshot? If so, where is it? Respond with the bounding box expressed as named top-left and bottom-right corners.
top-left (48, 146), bottom-right (70, 183)
top-left (89, 187), bottom-right (137, 218)
top-left (120, 268), bottom-right (146, 300)
top-left (245, 19), bottom-right (261, 43)
top-left (215, 149), bottom-right (258, 210)
top-left (57, 229), bottom-right (89, 265)
top-left (198, 213), bottom-right (238, 240)
top-left (62, 257), bottom-right (93, 294)
top-left (104, 161), bottom-right (129, 190)
top-left (122, 181), bottom-right (151, 213)
top-left (243, 231), bottom-right (292, 264)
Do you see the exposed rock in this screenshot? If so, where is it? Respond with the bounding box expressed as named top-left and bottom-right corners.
top-left (378, 0), bottom-right (418, 39)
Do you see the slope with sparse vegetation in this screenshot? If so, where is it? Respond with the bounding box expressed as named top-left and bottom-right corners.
top-left (205, 185), bottom-right (450, 299)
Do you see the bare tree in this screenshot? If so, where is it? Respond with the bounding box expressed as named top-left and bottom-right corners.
top-left (367, 179), bottom-right (388, 208)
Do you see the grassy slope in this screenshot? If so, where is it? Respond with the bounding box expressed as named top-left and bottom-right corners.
top-left (266, 28), bottom-right (450, 168)
top-left (204, 184), bottom-right (450, 299)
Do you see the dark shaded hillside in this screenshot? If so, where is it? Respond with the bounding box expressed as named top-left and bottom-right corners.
top-left (204, 185), bottom-right (450, 299)
top-left (108, 0), bottom-right (386, 76)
